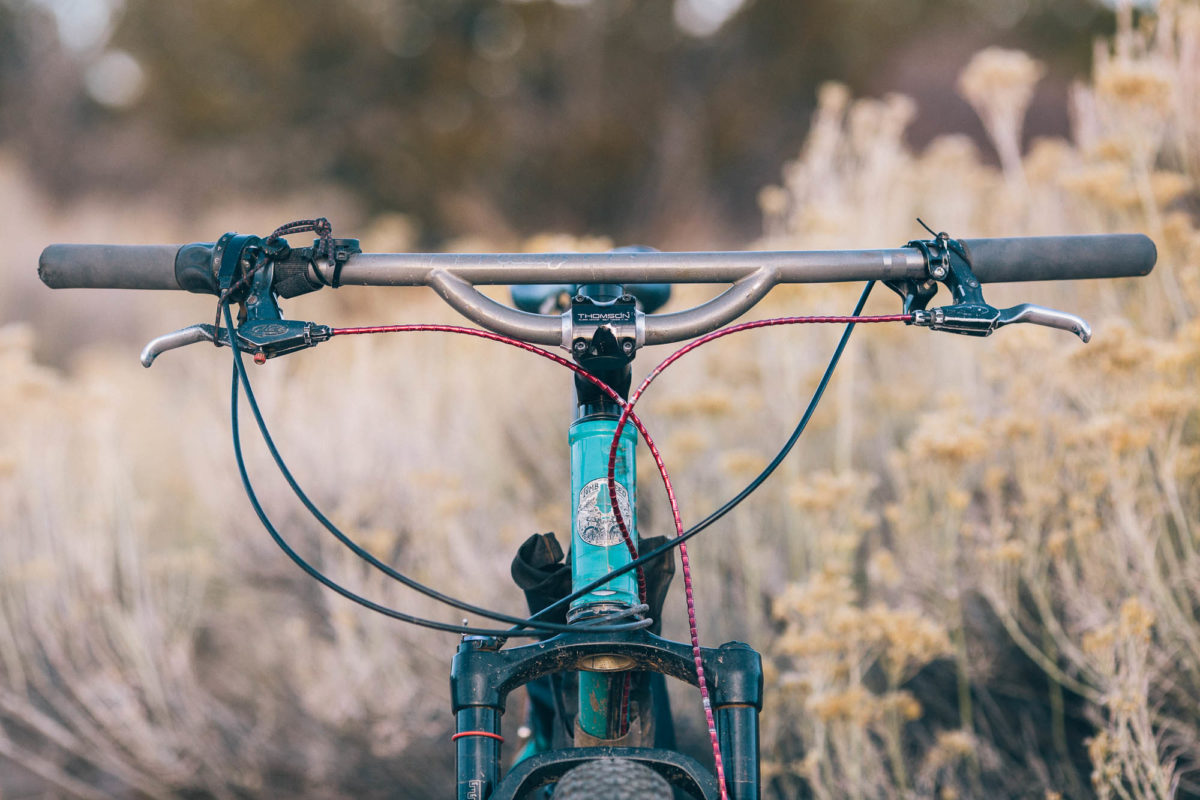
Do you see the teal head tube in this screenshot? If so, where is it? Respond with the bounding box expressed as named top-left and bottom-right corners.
top-left (568, 416), bottom-right (639, 619)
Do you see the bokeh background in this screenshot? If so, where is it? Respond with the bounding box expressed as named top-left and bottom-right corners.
top-left (3, 0), bottom-right (1199, 797)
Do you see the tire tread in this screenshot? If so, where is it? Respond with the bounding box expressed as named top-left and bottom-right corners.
top-left (553, 757), bottom-right (673, 799)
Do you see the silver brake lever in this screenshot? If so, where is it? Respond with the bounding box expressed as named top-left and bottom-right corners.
top-left (140, 324), bottom-right (219, 367)
top-left (994, 303), bottom-right (1092, 343)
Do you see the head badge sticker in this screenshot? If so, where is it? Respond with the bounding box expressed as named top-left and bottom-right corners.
top-left (575, 479), bottom-right (632, 547)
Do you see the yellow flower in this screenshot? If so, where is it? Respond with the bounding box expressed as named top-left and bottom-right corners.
top-left (758, 185), bottom-right (789, 217)
top-left (907, 410), bottom-right (989, 465)
top-left (1095, 58), bottom-right (1173, 114)
top-left (521, 232), bottom-right (612, 253)
top-left (868, 549), bottom-right (901, 589)
top-left (1046, 531), bottom-right (1069, 559)
top-left (1082, 624), bottom-right (1117, 660)
top-left (958, 48), bottom-right (1044, 116)
top-left (1150, 170), bottom-right (1192, 207)
top-left (946, 488), bottom-right (971, 512)
top-left (1023, 138), bottom-right (1074, 184)
top-left (1118, 596), bottom-right (1155, 641)
top-left (878, 690), bottom-right (921, 724)
top-left (807, 686), bottom-right (872, 723)
top-left (655, 389), bottom-right (734, 418)
top-left (1060, 162), bottom-right (1138, 209)
top-left (992, 540), bottom-right (1026, 564)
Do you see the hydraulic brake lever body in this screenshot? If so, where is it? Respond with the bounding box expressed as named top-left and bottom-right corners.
top-left (895, 230), bottom-right (1092, 342)
top-left (142, 233), bottom-right (334, 366)
top-left (140, 320), bottom-right (333, 367)
top-left (909, 303), bottom-right (1091, 342)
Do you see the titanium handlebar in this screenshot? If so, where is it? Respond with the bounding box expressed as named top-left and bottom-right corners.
top-left (39, 234), bottom-right (1157, 347)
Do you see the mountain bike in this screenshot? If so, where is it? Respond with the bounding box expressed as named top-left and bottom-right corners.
top-left (39, 223), bottom-right (1156, 799)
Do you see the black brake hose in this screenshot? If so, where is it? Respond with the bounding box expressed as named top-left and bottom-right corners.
top-left (228, 276), bottom-right (873, 637)
top-left (225, 303), bottom-right (649, 638)
top-left (508, 281), bottom-right (877, 634)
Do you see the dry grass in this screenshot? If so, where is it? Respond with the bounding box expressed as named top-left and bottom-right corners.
top-left (3, 1), bottom-right (1199, 797)
top-left (754, 2), bottom-right (1200, 797)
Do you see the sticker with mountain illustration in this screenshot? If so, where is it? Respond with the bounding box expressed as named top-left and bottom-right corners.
top-left (575, 479), bottom-right (633, 547)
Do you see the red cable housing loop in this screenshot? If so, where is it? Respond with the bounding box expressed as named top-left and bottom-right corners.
top-left (604, 311), bottom-right (911, 799)
top-left (332, 312), bottom-right (913, 800)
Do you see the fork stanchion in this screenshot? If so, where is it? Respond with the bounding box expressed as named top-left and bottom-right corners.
top-left (452, 637), bottom-right (507, 800)
top-left (716, 704), bottom-right (760, 799)
top-left (453, 707), bottom-right (503, 800)
top-left (711, 642), bottom-right (763, 800)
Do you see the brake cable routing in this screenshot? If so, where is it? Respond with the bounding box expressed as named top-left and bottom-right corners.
top-left (228, 320), bottom-right (683, 637)
top-left (536, 222), bottom-right (1093, 638)
top-left (508, 220), bottom-right (1096, 637)
top-left (515, 282), bottom-right (883, 629)
top-left (212, 221), bottom-right (668, 637)
top-left (215, 230), bottom-right (909, 800)
top-left (594, 282), bottom-right (907, 798)
top-left (194, 219), bottom-right (1094, 798)
top-left (227, 326), bottom-right (657, 637)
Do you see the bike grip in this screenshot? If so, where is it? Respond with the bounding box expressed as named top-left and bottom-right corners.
top-left (38, 243), bottom-right (221, 293)
top-left (962, 234), bottom-right (1156, 283)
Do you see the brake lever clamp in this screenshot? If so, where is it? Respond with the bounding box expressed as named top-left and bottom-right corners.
top-left (900, 229), bottom-right (1092, 342)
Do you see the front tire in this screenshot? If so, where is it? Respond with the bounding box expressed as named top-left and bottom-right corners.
top-left (553, 757), bottom-right (673, 799)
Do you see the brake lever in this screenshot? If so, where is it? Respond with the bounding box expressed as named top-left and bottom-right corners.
top-left (910, 303), bottom-right (1091, 342)
top-left (995, 303), bottom-right (1091, 342)
top-left (140, 320), bottom-right (333, 367)
top-left (902, 228), bottom-right (1092, 343)
top-left (141, 324), bottom-right (218, 366)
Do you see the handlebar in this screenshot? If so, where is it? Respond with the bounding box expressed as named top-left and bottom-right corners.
top-left (39, 233), bottom-right (1157, 347)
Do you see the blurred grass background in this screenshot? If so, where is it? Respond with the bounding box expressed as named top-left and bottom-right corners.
top-left (3, 0), bottom-right (1199, 797)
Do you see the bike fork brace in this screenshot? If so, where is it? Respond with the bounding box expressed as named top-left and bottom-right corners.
top-left (450, 629), bottom-right (763, 799)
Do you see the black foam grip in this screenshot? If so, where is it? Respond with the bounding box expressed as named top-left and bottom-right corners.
top-left (963, 234), bottom-right (1156, 283)
top-left (39, 244), bottom-right (185, 290)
